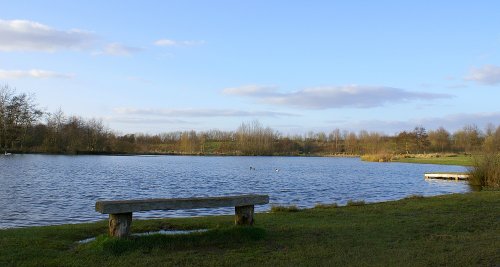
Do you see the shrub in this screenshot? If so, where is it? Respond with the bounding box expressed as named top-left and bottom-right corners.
top-left (468, 153), bottom-right (500, 188)
top-left (360, 154), bottom-right (393, 162)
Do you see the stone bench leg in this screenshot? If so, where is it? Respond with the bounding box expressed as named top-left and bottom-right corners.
top-left (109, 212), bottom-right (132, 238)
top-left (235, 205), bottom-right (254, 225)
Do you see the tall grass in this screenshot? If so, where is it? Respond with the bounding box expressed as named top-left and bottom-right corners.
top-left (360, 153), bottom-right (393, 162)
top-left (468, 153), bottom-right (500, 188)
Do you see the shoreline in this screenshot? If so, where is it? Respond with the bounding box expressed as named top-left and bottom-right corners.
top-left (2, 150), bottom-right (361, 158)
top-left (0, 188), bottom-right (476, 230)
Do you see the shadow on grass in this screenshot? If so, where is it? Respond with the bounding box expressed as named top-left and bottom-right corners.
top-left (271, 205), bottom-right (301, 212)
top-left (81, 226), bottom-right (266, 255)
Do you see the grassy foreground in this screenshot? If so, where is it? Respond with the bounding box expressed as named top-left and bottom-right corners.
top-left (393, 154), bottom-right (473, 166)
top-left (1, 191), bottom-right (499, 267)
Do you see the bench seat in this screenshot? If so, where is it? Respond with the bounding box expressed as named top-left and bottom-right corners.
top-left (95, 194), bottom-right (269, 237)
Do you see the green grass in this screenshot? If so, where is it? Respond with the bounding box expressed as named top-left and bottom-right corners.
top-left (270, 205), bottom-right (301, 212)
top-left (313, 203), bottom-right (339, 209)
top-left (394, 155), bottom-right (473, 166)
top-left (1, 191), bottom-right (499, 266)
top-left (346, 200), bottom-right (366, 206)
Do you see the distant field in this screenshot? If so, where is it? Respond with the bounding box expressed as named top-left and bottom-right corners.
top-left (1, 191), bottom-right (498, 266)
top-left (394, 155), bottom-right (473, 166)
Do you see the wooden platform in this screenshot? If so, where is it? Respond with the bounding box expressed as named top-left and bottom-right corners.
top-left (424, 173), bottom-right (469, 181)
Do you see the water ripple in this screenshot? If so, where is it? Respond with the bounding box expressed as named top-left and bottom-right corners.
top-left (0, 155), bottom-right (469, 228)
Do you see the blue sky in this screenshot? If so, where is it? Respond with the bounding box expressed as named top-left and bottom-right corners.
top-left (1, 1), bottom-right (499, 135)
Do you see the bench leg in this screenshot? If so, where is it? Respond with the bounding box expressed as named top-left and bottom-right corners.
top-left (235, 205), bottom-right (254, 225)
top-left (109, 212), bottom-right (132, 238)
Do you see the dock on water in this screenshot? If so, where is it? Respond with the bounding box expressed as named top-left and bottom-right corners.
top-left (424, 173), bottom-right (469, 181)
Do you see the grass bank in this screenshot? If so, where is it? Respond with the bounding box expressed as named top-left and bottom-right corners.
top-left (389, 154), bottom-right (473, 166)
top-left (1, 191), bottom-right (499, 266)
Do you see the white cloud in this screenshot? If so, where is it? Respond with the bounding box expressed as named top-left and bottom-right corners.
top-left (0, 69), bottom-right (74, 79)
top-left (105, 117), bottom-right (188, 125)
top-left (0, 19), bottom-right (95, 52)
top-left (222, 85), bottom-right (279, 96)
top-left (465, 65), bottom-right (500, 85)
top-left (154, 39), bottom-right (205, 47)
top-left (113, 107), bottom-right (295, 118)
top-left (223, 85), bottom-right (453, 109)
top-left (154, 39), bottom-right (176, 46)
top-left (101, 43), bottom-right (142, 56)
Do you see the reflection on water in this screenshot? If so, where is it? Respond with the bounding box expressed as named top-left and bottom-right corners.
top-left (0, 155), bottom-right (469, 228)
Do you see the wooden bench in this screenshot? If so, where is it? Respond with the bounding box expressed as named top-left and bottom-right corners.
top-left (95, 194), bottom-right (269, 238)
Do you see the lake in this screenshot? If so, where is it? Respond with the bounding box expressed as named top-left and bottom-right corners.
top-left (0, 154), bottom-right (469, 228)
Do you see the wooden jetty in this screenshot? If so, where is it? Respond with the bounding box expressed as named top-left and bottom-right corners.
top-left (424, 173), bottom-right (469, 181)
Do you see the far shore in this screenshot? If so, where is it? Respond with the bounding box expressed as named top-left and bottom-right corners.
top-left (4, 151), bottom-right (473, 166)
top-left (3, 150), bottom-right (361, 158)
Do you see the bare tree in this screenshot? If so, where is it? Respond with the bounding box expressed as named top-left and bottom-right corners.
top-left (328, 128), bottom-right (342, 153)
top-left (428, 127), bottom-right (450, 152)
top-left (482, 124), bottom-right (500, 153)
top-left (236, 120), bottom-right (275, 155)
top-left (453, 125), bottom-right (482, 153)
top-left (0, 85), bottom-right (14, 151)
top-left (0, 85), bottom-right (42, 151)
top-left (413, 126), bottom-right (430, 153)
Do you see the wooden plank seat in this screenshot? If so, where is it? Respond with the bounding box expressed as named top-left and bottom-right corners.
top-left (95, 194), bottom-right (269, 237)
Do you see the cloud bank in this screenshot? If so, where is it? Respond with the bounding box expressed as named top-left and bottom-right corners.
top-left (465, 65), bottom-right (500, 85)
top-left (223, 85), bottom-right (452, 109)
top-left (223, 85), bottom-right (279, 96)
top-left (0, 19), bottom-right (95, 52)
top-left (332, 112), bottom-right (500, 134)
top-left (113, 108), bottom-right (295, 118)
top-left (106, 117), bottom-right (188, 125)
top-left (0, 69), bottom-right (74, 79)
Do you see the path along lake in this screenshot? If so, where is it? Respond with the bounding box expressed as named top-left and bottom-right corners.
top-left (0, 154), bottom-right (470, 228)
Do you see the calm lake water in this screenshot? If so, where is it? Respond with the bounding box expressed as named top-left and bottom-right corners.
top-left (0, 154), bottom-right (469, 228)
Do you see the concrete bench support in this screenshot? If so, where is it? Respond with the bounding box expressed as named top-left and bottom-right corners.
top-left (96, 194), bottom-right (269, 238)
top-left (235, 205), bottom-right (254, 225)
top-left (109, 212), bottom-right (132, 238)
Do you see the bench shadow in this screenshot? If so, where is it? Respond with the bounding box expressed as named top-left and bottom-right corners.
top-left (81, 226), bottom-right (266, 255)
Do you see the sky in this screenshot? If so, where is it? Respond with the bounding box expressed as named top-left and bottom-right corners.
top-left (1, 1), bottom-right (499, 135)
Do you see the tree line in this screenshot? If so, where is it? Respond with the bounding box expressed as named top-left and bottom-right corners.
top-left (1, 85), bottom-right (499, 155)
